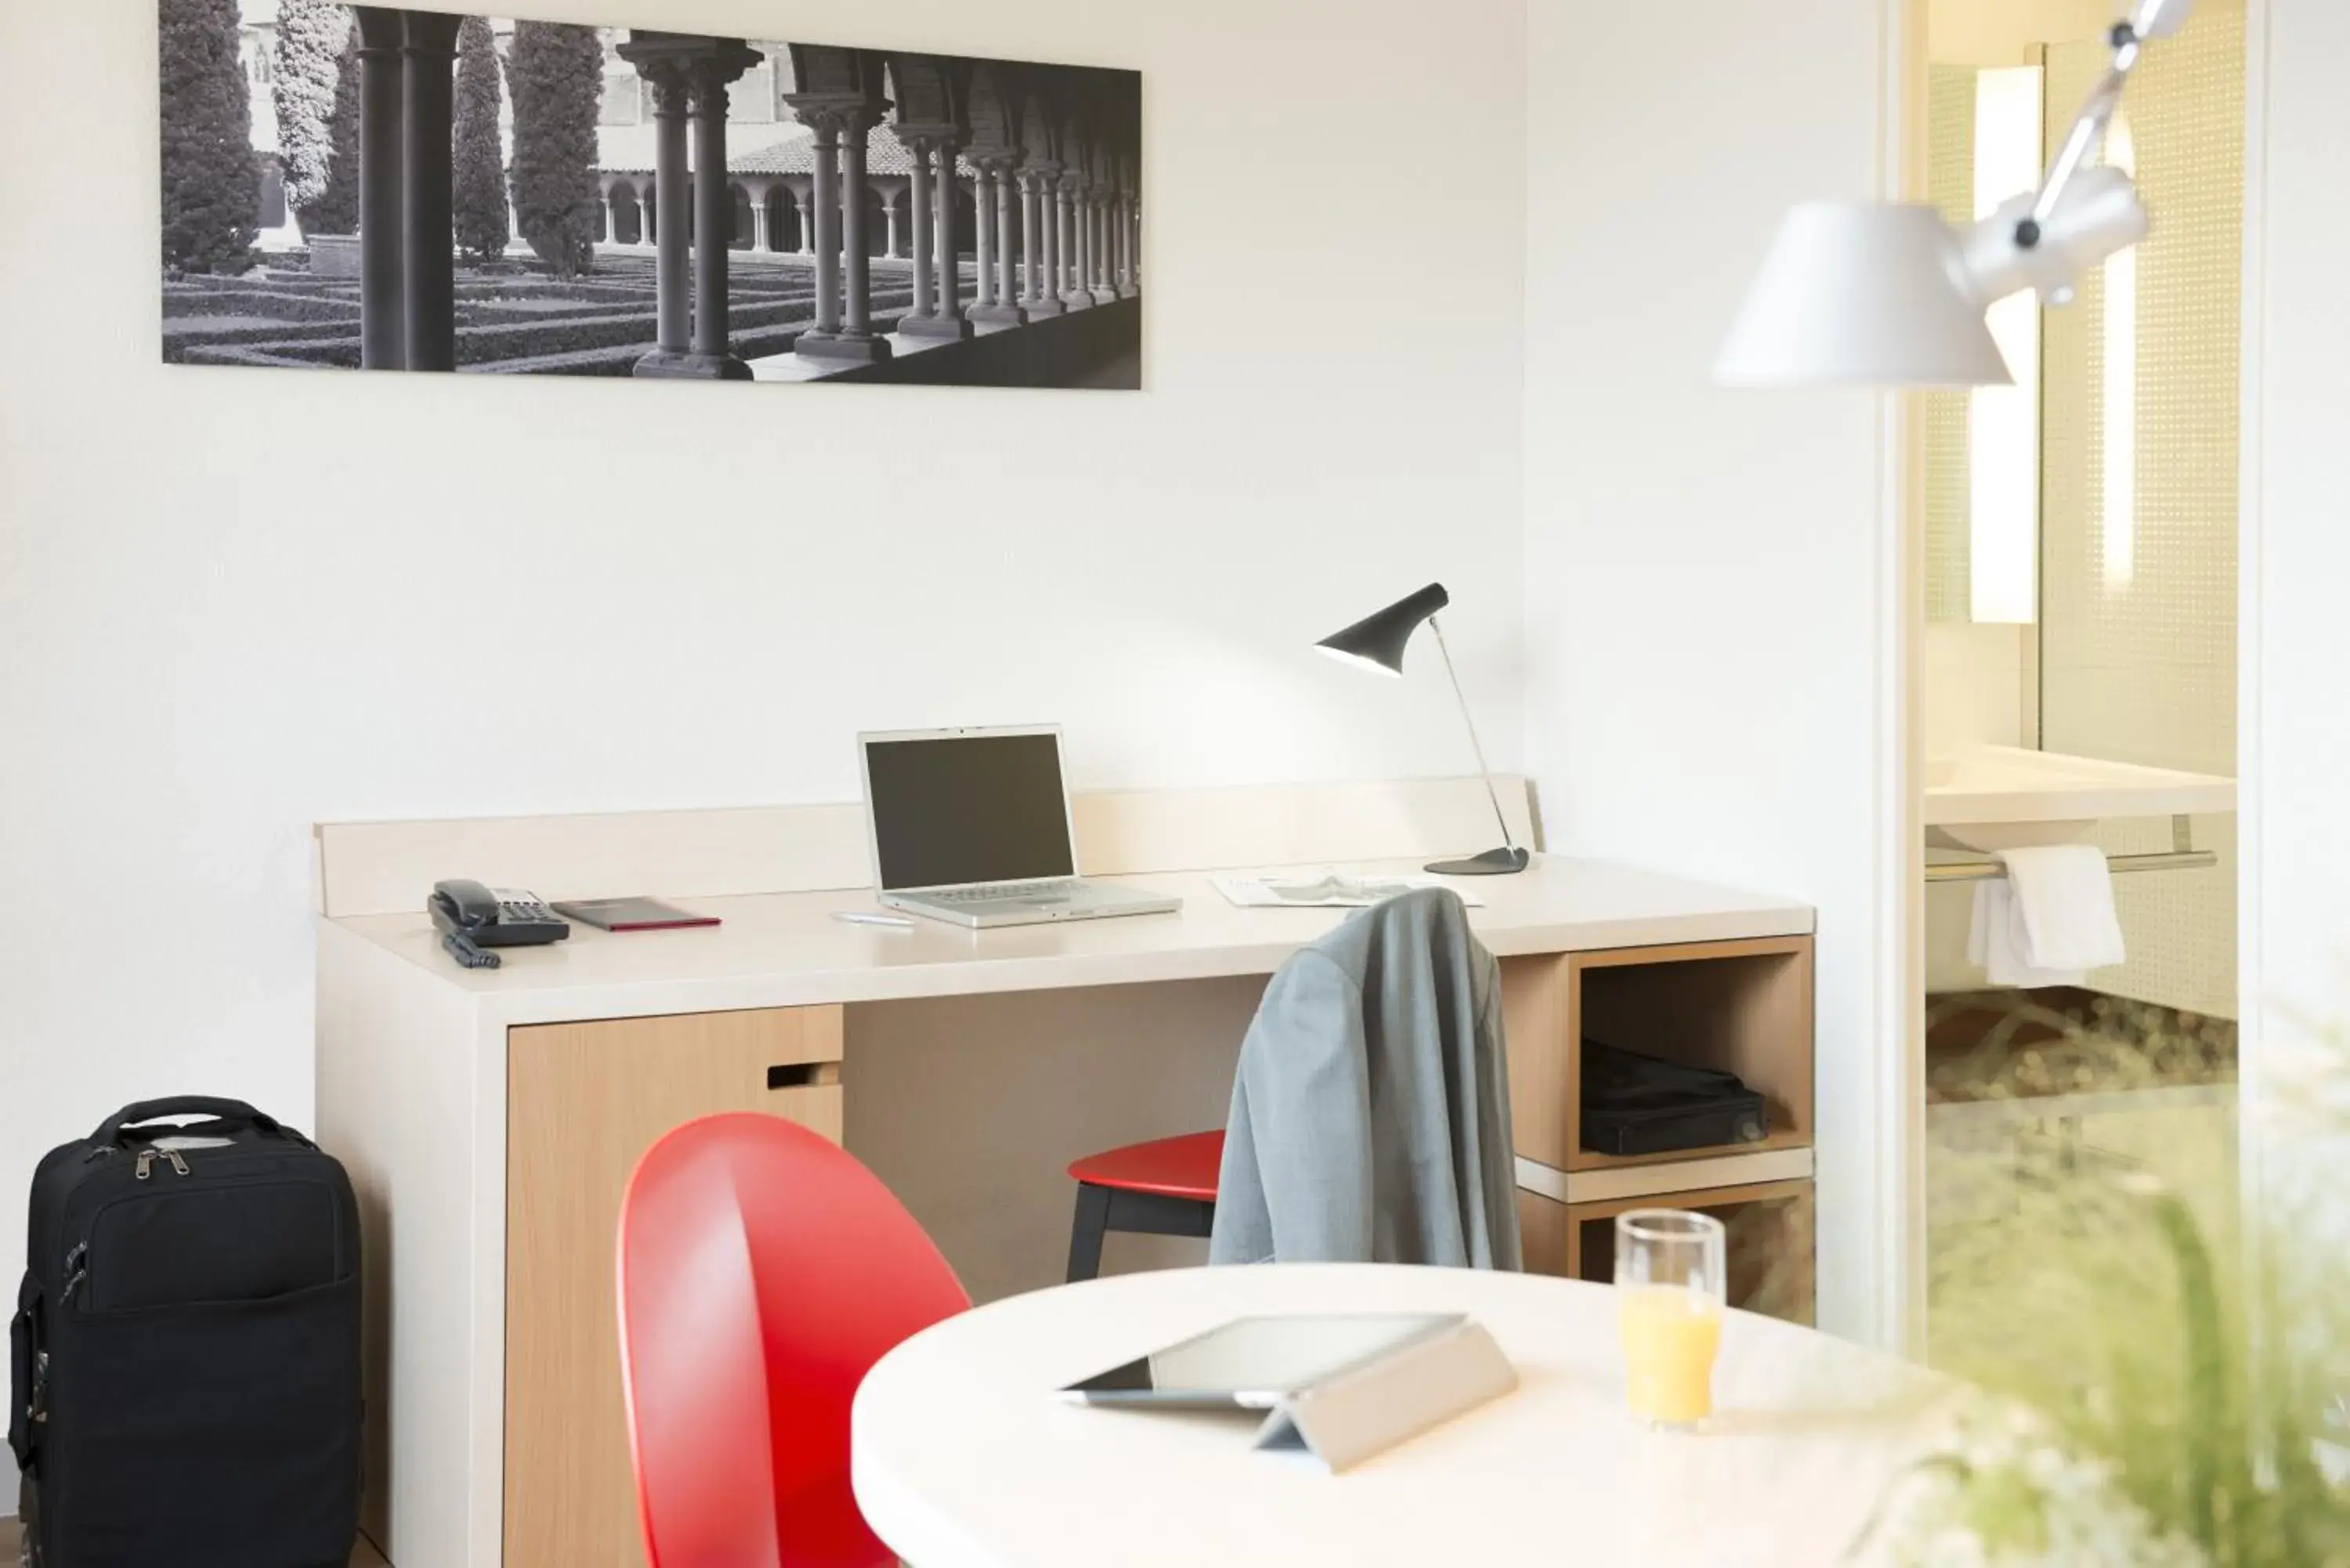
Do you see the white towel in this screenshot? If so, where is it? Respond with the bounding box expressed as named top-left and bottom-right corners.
top-left (1965, 844), bottom-right (2127, 988)
top-left (1967, 878), bottom-right (2081, 987)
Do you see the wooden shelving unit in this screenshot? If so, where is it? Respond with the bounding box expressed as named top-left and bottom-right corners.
top-left (1503, 934), bottom-right (1816, 1318)
top-left (1519, 1180), bottom-right (1817, 1324)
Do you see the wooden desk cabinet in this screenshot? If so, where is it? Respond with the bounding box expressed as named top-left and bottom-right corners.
top-left (504, 1007), bottom-right (844, 1568)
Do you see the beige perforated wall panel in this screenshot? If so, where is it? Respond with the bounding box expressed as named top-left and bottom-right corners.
top-left (2040, 5), bottom-right (2243, 1020)
top-left (1924, 65), bottom-right (1976, 627)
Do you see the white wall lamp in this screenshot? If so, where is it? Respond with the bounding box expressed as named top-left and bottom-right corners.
top-left (1714, 0), bottom-right (2191, 390)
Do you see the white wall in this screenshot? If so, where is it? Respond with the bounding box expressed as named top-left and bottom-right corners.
top-left (1521, 0), bottom-right (1907, 1345)
top-left (0, 0), bottom-right (1530, 1477)
top-left (2243, 0), bottom-right (2350, 1172)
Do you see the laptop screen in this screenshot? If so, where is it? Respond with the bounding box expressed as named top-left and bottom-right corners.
top-left (864, 731), bottom-right (1079, 891)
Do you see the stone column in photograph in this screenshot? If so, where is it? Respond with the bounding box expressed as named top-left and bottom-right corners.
top-left (896, 127), bottom-right (971, 341)
top-left (1079, 190), bottom-right (1094, 291)
top-left (834, 114), bottom-right (885, 352)
top-left (352, 8), bottom-right (407, 369)
top-left (884, 189), bottom-right (903, 260)
top-left (603, 185), bottom-right (622, 250)
top-left (399, 9), bottom-right (461, 370)
top-left (687, 50), bottom-right (757, 377)
top-left (749, 187), bottom-right (771, 254)
top-left (1128, 188), bottom-right (1147, 296)
top-left (1085, 190), bottom-right (1104, 301)
top-left (1057, 174), bottom-right (1090, 312)
top-left (967, 159), bottom-right (1024, 328)
top-left (1092, 190), bottom-right (1117, 304)
top-left (1020, 164), bottom-right (1060, 318)
top-left (1108, 190), bottom-right (1125, 291)
top-left (987, 158), bottom-right (1025, 325)
top-left (795, 190), bottom-right (815, 255)
top-left (638, 64), bottom-right (692, 363)
top-left (790, 98), bottom-right (890, 364)
top-left (925, 140), bottom-right (974, 339)
top-left (905, 135), bottom-right (936, 323)
top-left (620, 33), bottom-right (760, 379)
top-left (971, 167), bottom-right (997, 314)
top-left (804, 112), bottom-right (844, 337)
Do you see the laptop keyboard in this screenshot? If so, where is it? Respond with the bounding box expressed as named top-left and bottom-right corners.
top-left (925, 880), bottom-right (1078, 903)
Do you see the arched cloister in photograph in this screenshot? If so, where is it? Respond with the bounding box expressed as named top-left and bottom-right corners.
top-left (183, 11), bottom-right (1141, 389)
top-left (591, 34), bottom-right (1143, 378)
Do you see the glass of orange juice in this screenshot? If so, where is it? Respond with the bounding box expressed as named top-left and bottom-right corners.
top-left (1614, 1209), bottom-right (1727, 1429)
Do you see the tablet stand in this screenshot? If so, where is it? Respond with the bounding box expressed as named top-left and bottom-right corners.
top-left (1249, 1318), bottom-right (1519, 1472)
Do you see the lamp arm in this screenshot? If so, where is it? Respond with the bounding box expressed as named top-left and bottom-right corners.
top-left (1426, 616), bottom-right (1517, 853)
top-left (2019, 0), bottom-right (2187, 245)
top-left (2024, 73), bottom-right (2128, 240)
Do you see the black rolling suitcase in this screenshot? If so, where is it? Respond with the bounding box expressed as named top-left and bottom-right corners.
top-left (8, 1097), bottom-right (362, 1568)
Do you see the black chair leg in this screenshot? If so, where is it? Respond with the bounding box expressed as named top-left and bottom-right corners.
top-left (1066, 1183), bottom-right (1114, 1282)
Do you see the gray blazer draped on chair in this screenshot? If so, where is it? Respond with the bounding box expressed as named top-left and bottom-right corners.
top-left (1208, 887), bottom-right (1522, 1270)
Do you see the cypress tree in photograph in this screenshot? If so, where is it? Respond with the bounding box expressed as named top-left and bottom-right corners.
top-left (270, 0), bottom-right (352, 234)
top-left (508, 21), bottom-right (604, 279)
top-left (452, 16), bottom-right (512, 264)
top-left (157, 0), bottom-right (261, 273)
top-left (308, 21), bottom-right (364, 237)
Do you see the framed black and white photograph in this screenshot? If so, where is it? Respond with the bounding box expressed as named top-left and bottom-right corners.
top-left (157, 2), bottom-right (1143, 388)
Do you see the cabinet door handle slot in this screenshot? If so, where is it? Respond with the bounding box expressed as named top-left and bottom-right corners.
top-left (767, 1062), bottom-right (841, 1091)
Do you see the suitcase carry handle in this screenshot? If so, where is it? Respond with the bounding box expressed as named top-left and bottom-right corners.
top-left (92, 1097), bottom-right (283, 1146)
top-left (9, 1277), bottom-right (36, 1472)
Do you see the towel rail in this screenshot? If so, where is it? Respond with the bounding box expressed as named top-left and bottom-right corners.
top-left (1926, 849), bottom-right (2217, 884)
top-left (1925, 815), bottom-right (2215, 884)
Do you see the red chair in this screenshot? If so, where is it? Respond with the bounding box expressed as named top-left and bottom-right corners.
top-left (616, 1114), bottom-right (969, 1568)
top-left (1064, 1129), bottom-right (1224, 1281)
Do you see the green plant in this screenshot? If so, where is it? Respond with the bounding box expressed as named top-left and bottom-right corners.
top-left (452, 16), bottom-right (511, 264)
top-left (158, 0), bottom-right (261, 273)
top-left (1874, 1006), bottom-right (2350, 1567)
top-left (269, 0), bottom-right (355, 235)
top-left (507, 21), bottom-right (603, 279)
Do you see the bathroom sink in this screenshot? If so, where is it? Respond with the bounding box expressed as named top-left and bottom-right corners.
top-left (1925, 746), bottom-right (2236, 851)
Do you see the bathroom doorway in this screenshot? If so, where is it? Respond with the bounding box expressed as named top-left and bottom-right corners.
top-left (1915, 0), bottom-right (2245, 1370)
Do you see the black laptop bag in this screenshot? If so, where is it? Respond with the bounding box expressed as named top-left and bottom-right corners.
top-left (8, 1097), bottom-right (362, 1568)
top-left (1582, 1041), bottom-right (1772, 1157)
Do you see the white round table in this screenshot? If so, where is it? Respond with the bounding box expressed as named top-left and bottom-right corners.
top-left (852, 1264), bottom-right (1948, 1568)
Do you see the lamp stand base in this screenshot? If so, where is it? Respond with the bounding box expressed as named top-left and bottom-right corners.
top-left (1426, 847), bottom-right (1531, 877)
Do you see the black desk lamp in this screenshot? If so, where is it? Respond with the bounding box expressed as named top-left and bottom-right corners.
top-left (1316, 583), bottom-right (1530, 876)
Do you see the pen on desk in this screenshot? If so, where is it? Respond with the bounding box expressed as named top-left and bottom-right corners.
top-left (834, 910), bottom-right (919, 930)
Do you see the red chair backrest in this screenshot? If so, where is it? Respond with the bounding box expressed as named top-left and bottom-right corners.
top-left (616, 1114), bottom-right (970, 1568)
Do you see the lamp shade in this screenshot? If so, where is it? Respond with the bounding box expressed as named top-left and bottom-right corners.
top-left (1316, 583), bottom-right (1449, 675)
top-left (1714, 201), bottom-right (2014, 388)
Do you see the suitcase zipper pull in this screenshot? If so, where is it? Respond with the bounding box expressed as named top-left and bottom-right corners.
top-left (136, 1149), bottom-right (156, 1180)
top-left (164, 1148), bottom-right (190, 1176)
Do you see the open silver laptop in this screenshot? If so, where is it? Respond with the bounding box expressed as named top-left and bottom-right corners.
top-left (859, 726), bottom-right (1181, 930)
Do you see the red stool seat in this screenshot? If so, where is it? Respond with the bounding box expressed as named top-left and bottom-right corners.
top-left (1067, 1130), bottom-right (1225, 1201)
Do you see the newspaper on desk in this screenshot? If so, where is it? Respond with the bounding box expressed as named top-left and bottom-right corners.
top-left (1210, 872), bottom-right (1485, 909)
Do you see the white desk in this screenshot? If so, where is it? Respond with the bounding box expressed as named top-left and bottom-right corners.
top-left (312, 783), bottom-right (1816, 1568)
top-left (855, 1264), bottom-right (1943, 1568)
top-left (324, 859), bottom-right (1806, 1017)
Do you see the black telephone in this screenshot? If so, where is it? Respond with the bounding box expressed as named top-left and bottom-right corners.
top-left (429, 880), bottom-right (569, 970)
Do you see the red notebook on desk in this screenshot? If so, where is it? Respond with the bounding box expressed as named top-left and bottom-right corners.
top-left (551, 897), bottom-right (721, 933)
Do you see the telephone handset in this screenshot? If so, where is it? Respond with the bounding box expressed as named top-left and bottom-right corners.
top-left (429, 880), bottom-right (570, 970)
